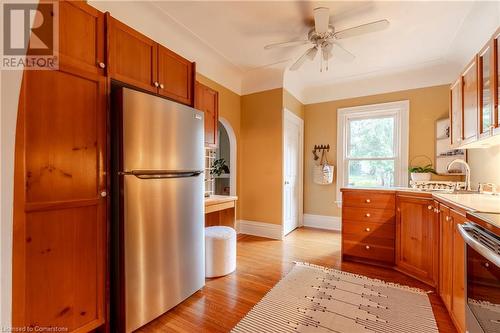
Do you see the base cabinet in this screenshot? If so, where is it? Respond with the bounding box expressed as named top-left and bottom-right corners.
top-left (395, 195), bottom-right (439, 287)
top-left (450, 210), bottom-right (467, 333)
top-left (438, 204), bottom-right (453, 312)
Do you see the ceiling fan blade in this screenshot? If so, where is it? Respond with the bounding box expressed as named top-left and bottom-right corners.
top-left (290, 46), bottom-right (317, 71)
top-left (314, 7), bottom-right (330, 33)
top-left (332, 42), bottom-right (355, 62)
top-left (264, 40), bottom-right (310, 50)
top-left (334, 19), bottom-right (389, 39)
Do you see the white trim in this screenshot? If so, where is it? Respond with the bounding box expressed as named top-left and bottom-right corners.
top-left (303, 214), bottom-right (342, 231)
top-left (218, 117), bottom-right (237, 196)
top-left (236, 220), bottom-right (283, 240)
top-left (282, 109), bottom-right (304, 236)
top-left (336, 100), bottom-right (410, 202)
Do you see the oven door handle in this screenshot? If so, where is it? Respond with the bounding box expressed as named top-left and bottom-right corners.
top-left (458, 223), bottom-right (500, 268)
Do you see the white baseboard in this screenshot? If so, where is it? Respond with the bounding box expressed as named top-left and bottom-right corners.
top-left (236, 220), bottom-right (283, 240)
top-left (303, 214), bottom-right (341, 231)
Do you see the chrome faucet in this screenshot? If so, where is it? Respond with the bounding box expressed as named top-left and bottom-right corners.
top-left (447, 158), bottom-right (471, 191)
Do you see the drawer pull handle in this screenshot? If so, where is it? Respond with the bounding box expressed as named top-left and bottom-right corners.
top-left (365, 199), bottom-right (371, 203)
top-left (365, 228), bottom-right (371, 232)
top-left (427, 205), bottom-right (433, 210)
top-left (365, 245), bottom-right (371, 250)
top-left (365, 213), bottom-right (371, 217)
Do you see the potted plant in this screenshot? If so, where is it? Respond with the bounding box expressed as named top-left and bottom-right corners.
top-left (409, 164), bottom-right (437, 181)
top-left (211, 158), bottom-right (230, 176)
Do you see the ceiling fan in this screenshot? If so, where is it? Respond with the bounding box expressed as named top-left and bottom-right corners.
top-left (264, 7), bottom-right (389, 72)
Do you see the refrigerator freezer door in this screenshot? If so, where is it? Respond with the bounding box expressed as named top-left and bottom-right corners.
top-left (121, 88), bottom-right (204, 172)
top-left (124, 174), bottom-right (205, 333)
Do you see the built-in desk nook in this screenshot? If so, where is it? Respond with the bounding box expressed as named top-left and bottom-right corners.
top-left (205, 195), bottom-right (238, 228)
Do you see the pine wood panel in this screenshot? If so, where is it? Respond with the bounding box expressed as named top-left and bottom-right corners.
top-left (157, 45), bottom-right (194, 106)
top-left (13, 68), bottom-right (106, 332)
top-left (58, 1), bottom-right (105, 75)
top-left (450, 210), bottom-right (466, 333)
top-left (396, 195), bottom-right (439, 287)
top-left (107, 16), bottom-right (157, 93)
top-left (136, 228), bottom-right (456, 333)
top-left (195, 82), bottom-right (219, 147)
top-left (342, 207), bottom-right (395, 223)
top-left (461, 58), bottom-right (478, 144)
top-left (439, 204), bottom-right (453, 313)
top-left (342, 220), bottom-right (395, 239)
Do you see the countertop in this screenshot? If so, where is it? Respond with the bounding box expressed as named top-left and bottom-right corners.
top-left (205, 195), bottom-right (238, 206)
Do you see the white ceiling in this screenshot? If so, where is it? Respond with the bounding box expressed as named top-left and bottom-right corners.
top-left (153, 1), bottom-right (484, 91)
top-left (93, 1), bottom-right (500, 102)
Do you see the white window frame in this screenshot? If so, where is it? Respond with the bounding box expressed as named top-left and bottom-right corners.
top-left (336, 100), bottom-right (409, 202)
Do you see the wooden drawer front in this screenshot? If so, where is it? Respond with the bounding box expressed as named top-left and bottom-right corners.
top-left (343, 233), bottom-right (395, 248)
top-left (343, 191), bottom-right (395, 209)
top-left (343, 207), bottom-right (394, 224)
top-left (343, 220), bottom-right (395, 240)
top-left (343, 239), bottom-right (395, 263)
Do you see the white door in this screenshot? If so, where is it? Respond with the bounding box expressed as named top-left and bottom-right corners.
top-left (284, 115), bottom-right (301, 235)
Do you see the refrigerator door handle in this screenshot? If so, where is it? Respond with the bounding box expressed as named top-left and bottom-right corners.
top-left (119, 170), bottom-right (203, 179)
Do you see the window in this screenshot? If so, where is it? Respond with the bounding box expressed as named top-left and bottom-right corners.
top-left (337, 101), bottom-right (409, 200)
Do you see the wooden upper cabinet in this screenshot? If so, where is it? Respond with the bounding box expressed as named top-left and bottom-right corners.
top-left (195, 82), bottom-right (219, 147)
top-left (479, 42), bottom-right (494, 138)
top-left (107, 16), bottom-right (158, 93)
top-left (493, 28), bottom-right (500, 135)
top-left (450, 209), bottom-right (466, 333)
top-left (58, 1), bottom-right (105, 75)
top-left (13, 69), bottom-right (107, 332)
top-left (395, 195), bottom-right (439, 287)
top-left (157, 45), bottom-right (195, 106)
top-left (461, 57), bottom-right (479, 144)
top-left (450, 78), bottom-right (463, 146)
top-left (438, 204), bottom-right (453, 312)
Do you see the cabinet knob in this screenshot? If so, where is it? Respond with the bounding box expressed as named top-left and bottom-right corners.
top-left (154, 81), bottom-right (159, 87)
top-left (434, 208), bottom-right (440, 213)
top-left (365, 199), bottom-right (371, 203)
top-left (484, 262), bottom-right (490, 268)
top-left (365, 213), bottom-right (371, 217)
top-left (365, 245), bottom-right (371, 250)
top-left (445, 216), bottom-right (450, 221)
top-left (100, 191), bottom-right (107, 198)
top-left (365, 228), bottom-right (371, 232)
top-left (160, 83), bottom-right (165, 89)
top-left (427, 205), bottom-right (433, 210)
top-left (98, 62), bottom-right (106, 69)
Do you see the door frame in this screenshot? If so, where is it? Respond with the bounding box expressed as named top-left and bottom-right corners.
top-left (282, 109), bottom-right (304, 236)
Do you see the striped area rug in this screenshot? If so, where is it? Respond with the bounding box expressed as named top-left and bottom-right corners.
top-left (232, 262), bottom-right (438, 333)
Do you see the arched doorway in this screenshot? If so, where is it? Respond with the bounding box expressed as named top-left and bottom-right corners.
top-left (217, 117), bottom-right (237, 196)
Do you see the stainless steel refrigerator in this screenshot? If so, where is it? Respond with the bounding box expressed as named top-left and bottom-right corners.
top-left (111, 87), bottom-right (205, 333)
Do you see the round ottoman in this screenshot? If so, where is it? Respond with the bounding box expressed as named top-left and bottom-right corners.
top-left (205, 226), bottom-right (236, 278)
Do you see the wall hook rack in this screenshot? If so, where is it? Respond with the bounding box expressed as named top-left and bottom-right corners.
top-left (312, 144), bottom-right (330, 160)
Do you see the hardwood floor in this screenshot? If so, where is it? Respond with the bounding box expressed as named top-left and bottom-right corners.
top-left (138, 227), bottom-right (457, 333)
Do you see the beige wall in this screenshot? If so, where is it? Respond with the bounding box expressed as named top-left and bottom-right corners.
top-left (469, 145), bottom-right (500, 188)
top-left (304, 85), bottom-right (452, 217)
top-left (283, 89), bottom-right (304, 119)
top-left (240, 88), bottom-right (284, 225)
top-left (196, 73), bottom-right (242, 217)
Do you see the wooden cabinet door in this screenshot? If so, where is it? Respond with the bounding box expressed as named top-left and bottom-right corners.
top-left (13, 69), bottom-right (106, 332)
top-left (58, 1), bottom-right (105, 75)
top-left (396, 196), bottom-right (439, 286)
top-left (493, 28), bottom-right (500, 135)
top-left (450, 78), bottom-right (463, 146)
top-left (438, 204), bottom-right (453, 312)
top-left (157, 45), bottom-right (194, 106)
top-left (479, 42), bottom-right (494, 138)
top-left (450, 209), bottom-right (466, 333)
top-left (195, 82), bottom-right (219, 147)
top-left (462, 58), bottom-right (479, 144)
top-left (108, 16), bottom-right (157, 93)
